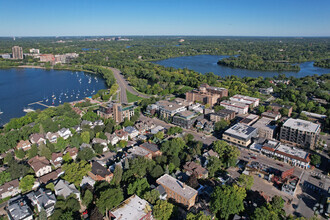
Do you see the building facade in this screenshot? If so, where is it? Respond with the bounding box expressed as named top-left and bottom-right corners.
top-left (185, 84), bottom-right (228, 106)
top-left (223, 123), bottom-right (257, 147)
top-left (220, 100), bottom-right (249, 115)
top-left (12, 46), bottom-right (23, 59)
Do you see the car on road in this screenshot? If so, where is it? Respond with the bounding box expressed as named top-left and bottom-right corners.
top-left (251, 156), bottom-right (257, 159)
top-left (243, 156), bottom-right (250, 160)
top-left (313, 175), bottom-right (321, 180)
top-left (276, 163), bottom-right (284, 167)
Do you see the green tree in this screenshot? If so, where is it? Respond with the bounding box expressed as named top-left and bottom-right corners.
top-left (117, 140), bottom-right (127, 148)
top-left (167, 127), bottom-right (183, 135)
top-left (237, 174), bottom-right (254, 190)
top-left (15, 149), bottom-right (25, 159)
top-left (39, 145), bottom-right (52, 160)
top-left (111, 165), bottom-right (123, 186)
top-left (127, 178), bottom-right (150, 197)
top-left (150, 165), bottom-right (164, 178)
top-left (214, 105), bottom-right (225, 112)
top-left (77, 147), bottom-right (95, 161)
top-left (96, 188), bottom-right (124, 214)
top-left (28, 144), bottom-right (38, 159)
top-left (81, 131), bottom-right (91, 144)
top-left (19, 175), bottom-right (35, 192)
top-left (143, 189), bottom-right (160, 204)
top-left (46, 183), bottom-right (55, 191)
top-left (82, 189), bottom-right (93, 207)
top-left (214, 119), bottom-right (230, 132)
top-left (62, 161), bottom-right (91, 187)
top-left (207, 156), bottom-right (222, 177)
top-left (186, 211), bottom-right (212, 220)
top-left (153, 200), bottom-right (173, 220)
top-left (62, 152), bottom-right (73, 163)
top-left (38, 208), bottom-right (47, 220)
top-left (310, 154), bottom-right (321, 166)
top-left (211, 185), bottom-right (246, 220)
top-left (0, 171), bottom-right (11, 185)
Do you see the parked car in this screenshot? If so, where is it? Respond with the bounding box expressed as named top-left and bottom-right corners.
top-left (251, 156), bottom-right (257, 159)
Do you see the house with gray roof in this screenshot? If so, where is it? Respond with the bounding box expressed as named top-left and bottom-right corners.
top-left (54, 179), bottom-right (81, 201)
top-left (124, 126), bottom-right (139, 138)
top-left (26, 188), bottom-right (56, 217)
top-left (7, 195), bottom-right (33, 220)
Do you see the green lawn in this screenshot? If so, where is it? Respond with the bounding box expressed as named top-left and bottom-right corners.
top-left (126, 90), bottom-right (144, 103)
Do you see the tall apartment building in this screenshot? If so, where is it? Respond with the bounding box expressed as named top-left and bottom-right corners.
top-left (97, 102), bottom-right (135, 123)
top-left (220, 100), bottom-right (249, 114)
top-left (185, 84), bottom-right (228, 106)
top-left (280, 118), bottom-right (320, 149)
top-left (12, 46), bottom-right (23, 59)
top-left (229, 94), bottom-right (260, 108)
top-left (156, 174), bottom-right (198, 209)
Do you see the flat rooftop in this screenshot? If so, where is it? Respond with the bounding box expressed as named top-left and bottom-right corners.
top-left (276, 144), bottom-right (309, 161)
top-left (110, 195), bottom-right (150, 220)
top-left (232, 94), bottom-right (259, 102)
top-left (283, 118), bottom-right (320, 133)
top-left (156, 174), bottom-right (197, 200)
top-left (221, 100), bottom-right (248, 109)
top-left (157, 100), bottom-right (184, 111)
top-left (253, 117), bottom-right (276, 131)
top-left (224, 123), bottom-right (257, 139)
top-left (175, 110), bottom-right (196, 119)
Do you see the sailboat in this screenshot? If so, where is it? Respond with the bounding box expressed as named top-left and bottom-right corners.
top-left (0, 109), bottom-right (3, 115)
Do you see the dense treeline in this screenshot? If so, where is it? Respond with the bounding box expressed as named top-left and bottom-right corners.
top-left (314, 59), bottom-right (330, 68)
top-left (218, 54), bottom-right (300, 71)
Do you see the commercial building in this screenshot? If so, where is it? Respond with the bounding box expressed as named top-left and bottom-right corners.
top-left (209, 109), bottom-right (236, 122)
top-left (29, 48), bottom-right (40, 54)
top-left (280, 118), bottom-right (320, 149)
top-left (98, 102), bottom-right (135, 123)
top-left (185, 84), bottom-right (228, 106)
top-left (223, 123), bottom-right (257, 147)
top-left (109, 195), bottom-right (153, 220)
top-left (12, 46), bottom-right (23, 59)
top-left (172, 110), bottom-right (201, 129)
top-left (39, 54), bottom-right (55, 64)
top-left (220, 100), bottom-right (249, 114)
top-left (156, 174), bottom-right (198, 209)
top-left (240, 114), bottom-right (259, 126)
top-left (229, 94), bottom-right (260, 108)
top-left (252, 117), bottom-right (276, 140)
top-left (155, 100), bottom-right (186, 119)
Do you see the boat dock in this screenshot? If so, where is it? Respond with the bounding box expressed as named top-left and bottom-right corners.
top-left (28, 101), bottom-right (53, 108)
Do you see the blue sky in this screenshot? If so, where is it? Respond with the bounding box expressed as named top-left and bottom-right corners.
top-left (0, 0), bottom-right (329, 36)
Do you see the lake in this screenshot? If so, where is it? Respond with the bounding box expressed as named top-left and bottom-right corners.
top-left (0, 68), bottom-right (107, 125)
top-left (153, 55), bottom-right (329, 78)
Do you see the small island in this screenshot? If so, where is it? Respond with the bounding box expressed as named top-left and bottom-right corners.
top-left (314, 59), bottom-right (330, 68)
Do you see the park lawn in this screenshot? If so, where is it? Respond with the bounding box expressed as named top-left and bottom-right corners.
top-left (126, 90), bottom-right (144, 103)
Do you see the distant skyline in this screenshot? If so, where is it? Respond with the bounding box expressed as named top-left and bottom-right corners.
top-left (1, 0), bottom-right (330, 37)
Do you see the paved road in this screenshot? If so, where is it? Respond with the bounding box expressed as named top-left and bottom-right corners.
top-left (107, 67), bottom-right (150, 103)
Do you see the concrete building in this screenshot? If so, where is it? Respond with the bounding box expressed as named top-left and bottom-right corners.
top-left (29, 48), bottom-right (40, 54)
top-left (240, 114), bottom-right (259, 126)
top-left (220, 100), bottom-right (249, 114)
top-left (12, 46), bottom-right (23, 59)
top-left (261, 111), bottom-right (281, 120)
top-left (156, 100), bottom-right (186, 119)
top-left (252, 117), bottom-right (276, 139)
top-left (39, 54), bottom-right (55, 63)
top-left (209, 109), bottom-right (236, 122)
top-left (185, 84), bottom-right (228, 106)
top-left (280, 118), bottom-right (320, 149)
top-left (230, 94), bottom-right (260, 108)
top-left (223, 123), bottom-right (257, 147)
top-left (109, 195), bottom-right (153, 220)
top-left (156, 174), bottom-right (198, 209)
top-left (172, 110), bottom-right (201, 129)
top-left (98, 102), bottom-right (135, 123)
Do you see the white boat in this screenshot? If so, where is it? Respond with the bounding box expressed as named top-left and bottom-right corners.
top-left (23, 107), bottom-right (35, 113)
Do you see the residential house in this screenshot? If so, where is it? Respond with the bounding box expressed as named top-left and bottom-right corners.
top-left (261, 111), bottom-right (281, 120)
top-left (150, 125), bottom-right (165, 135)
top-left (0, 179), bottom-right (20, 200)
top-left (106, 133), bottom-right (120, 146)
top-left (156, 174), bottom-right (198, 209)
top-left (16, 140), bottom-right (31, 152)
top-left (46, 132), bottom-right (59, 143)
top-left (50, 152), bottom-right (63, 168)
top-left (109, 195), bottom-right (153, 220)
top-left (64, 147), bottom-right (78, 161)
top-left (115, 129), bottom-right (129, 141)
top-left (38, 168), bottom-right (63, 185)
top-left (29, 133), bottom-right (46, 146)
top-left (128, 146), bottom-right (153, 159)
top-left (270, 103), bottom-right (292, 116)
top-left (259, 87), bottom-right (273, 95)
top-left (26, 188), bottom-right (56, 217)
top-left (28, 156), bottom-right (52, 177)
top-left (57, 128), bottom-right (72, 140)
top-left (81, 120), bottom-right (93, 127)
top-left (139, 142), bottom-right (162, 158)
top-left (135, 122), bottom-right (147, 134)
top-left (88, 161), bottom-right (113, 183)
top-left (54, 179), bottom-right (81, 201)
top-left (7, 196), bottom-right (33, 220)
top-left (93, 120), bottom-right (104, 127)
top-left (80, 143), bottom-right (94, 152)
top-left (80, 176), bottom-right (96, 188)
top-left (183, 161), bottom-right (208, 179)
top-left (124, 126), bottom-right (139, 139)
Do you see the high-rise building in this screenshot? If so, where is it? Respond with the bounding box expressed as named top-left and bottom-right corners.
top-left (280, 118), bottom-right (320, 149)
top-left (12, 46), bottom-right (23, 59)
top-left (185, 84), bottom-right (228, 106)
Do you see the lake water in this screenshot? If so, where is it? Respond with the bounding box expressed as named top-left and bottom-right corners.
top-left (153, 55), bottom-right (329, 78)
top-left (0, 68), bottom-right (107, 125)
